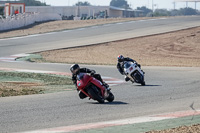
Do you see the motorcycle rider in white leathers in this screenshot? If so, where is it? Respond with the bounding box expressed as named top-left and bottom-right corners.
top-left (117, 55), bottom-right (141, 82)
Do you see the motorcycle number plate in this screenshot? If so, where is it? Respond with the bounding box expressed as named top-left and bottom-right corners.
top-left (129, 67), bottom-right (133, 71)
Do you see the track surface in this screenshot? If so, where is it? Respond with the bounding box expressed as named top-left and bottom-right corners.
top-left (0, 16), bottom-right (200, 133)
top-left (1, 16), bottom-right (200, 57)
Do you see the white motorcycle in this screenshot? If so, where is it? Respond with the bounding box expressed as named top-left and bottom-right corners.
top-left (123, 61), bottom-right (145, 86)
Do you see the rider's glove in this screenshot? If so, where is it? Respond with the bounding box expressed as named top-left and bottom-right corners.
top-left (90, 70), bottom-right (96, 76)
top-left (134, 61), bottom-right (139, 67)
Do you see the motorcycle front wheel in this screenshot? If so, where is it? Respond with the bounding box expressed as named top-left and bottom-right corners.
top-left (133, 72), bottom-right (145, 86)
top-left (106, 92), bottom-right (114, 102)
top-left (88, 86), bottom-right (104, 103)
top-left (141, 81), bottom-right (146, 86)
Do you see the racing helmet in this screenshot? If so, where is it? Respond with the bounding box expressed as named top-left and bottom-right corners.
top-left (70, 64), bottom-right (80, 74)
top-left (118, 55), bottom-right (124, 62)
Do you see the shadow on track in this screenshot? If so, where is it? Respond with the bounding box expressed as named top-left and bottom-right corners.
top-left (134, 84), bottom-right (161, 87)
top-left (105, 101), bottom-right (128, 105)
top-left (145, 84), bottom-right (161, 86)
top-left (89, 101), bottom-right (128, 105)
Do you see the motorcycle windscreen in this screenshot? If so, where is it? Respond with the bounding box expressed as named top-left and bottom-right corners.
top-left (124, 62), bottom-right (132, 68)
top-left (77, 73), bottom-right (84, 81)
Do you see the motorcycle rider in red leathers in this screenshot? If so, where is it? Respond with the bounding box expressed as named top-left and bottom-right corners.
top-left (70, 64), bottom-right (110, 99)
top-left (117, 55), bottom-right (141, 82)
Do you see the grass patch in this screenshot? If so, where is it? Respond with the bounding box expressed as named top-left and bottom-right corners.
top-left (16, 54), bottom-right (47, 62)
top-left (0, 71), bottom-right (74, 97)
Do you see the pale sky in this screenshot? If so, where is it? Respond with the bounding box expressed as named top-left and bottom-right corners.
top-left (40, 0), bottom-right (200, 10)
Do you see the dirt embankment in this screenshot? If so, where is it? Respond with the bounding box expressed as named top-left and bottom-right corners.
top-left (37, 27), bottom-right (200, 67)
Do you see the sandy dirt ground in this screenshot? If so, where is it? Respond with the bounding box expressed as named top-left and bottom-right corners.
top-left (37, 26), bottom-right (200, 67)
top-left (1, 17), bottom-right (200, 132)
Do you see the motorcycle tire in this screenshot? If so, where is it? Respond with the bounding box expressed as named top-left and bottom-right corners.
top-left (134, 72), bottom-right (142, 83)
top-left (88, 86), bottom-right (104, 104)
top-left (141, 81), bottom-right (146, 86)
top-left (106, 92), bottom-right (114, 102)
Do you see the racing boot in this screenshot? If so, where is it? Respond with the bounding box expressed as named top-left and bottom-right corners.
top-left (125, 76), bottom-right (130, 82)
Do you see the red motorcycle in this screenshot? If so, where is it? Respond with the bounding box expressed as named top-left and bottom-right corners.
top-left (76, 73), bottom-right (114, 103)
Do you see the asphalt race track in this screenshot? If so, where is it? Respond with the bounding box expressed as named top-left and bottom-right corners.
top-left (0, 16), bottom-right (200, 133)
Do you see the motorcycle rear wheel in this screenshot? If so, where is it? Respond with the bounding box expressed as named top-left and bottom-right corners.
top-left (88, 87), bottom-right (104, 103)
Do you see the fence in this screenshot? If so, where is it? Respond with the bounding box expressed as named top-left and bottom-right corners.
top-left (0, 12), bottom-right (62, 31)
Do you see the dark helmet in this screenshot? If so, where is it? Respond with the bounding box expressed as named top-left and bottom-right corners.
top-left (118, 55), bottom-right (124, 62)
top-left (70, 64), bottom-right (80, 74)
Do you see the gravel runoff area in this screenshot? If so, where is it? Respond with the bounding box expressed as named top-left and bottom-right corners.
top-left (1, 17), bottom-right (200, 132)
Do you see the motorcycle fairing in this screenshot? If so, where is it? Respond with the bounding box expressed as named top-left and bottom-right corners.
top-left (123, 61), bottom-right (144, 83)
top-left (90, 77), bottom-right (105, 96)
top-left (76, 73), bottom-right (105, 98)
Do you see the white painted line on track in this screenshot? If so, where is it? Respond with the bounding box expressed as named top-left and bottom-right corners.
top-left (0, 53), bottom-right (30, 62)
top-left (16, 69), bottom-right (57, 73)
top-left (12, 53), bottom-right (30, 57)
